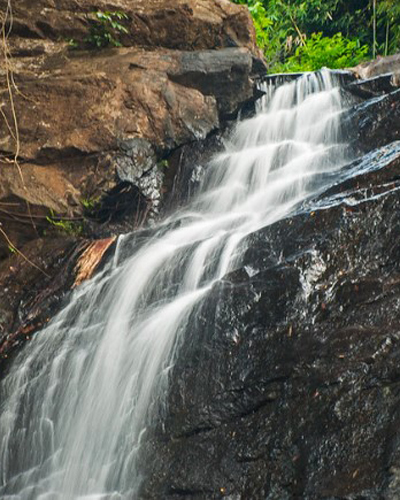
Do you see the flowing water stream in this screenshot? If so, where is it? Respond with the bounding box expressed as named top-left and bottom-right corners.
top-left (0, 70), bottom-right (351, 499)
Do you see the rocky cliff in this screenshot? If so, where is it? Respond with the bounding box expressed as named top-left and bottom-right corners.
top-left (0, 0), bottom-right (264, 357)
top-left (3, 1), bottom-right (400, 499)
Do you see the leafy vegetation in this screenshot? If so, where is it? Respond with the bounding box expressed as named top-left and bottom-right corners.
top-left (81, 197), bottom-right (100, 211)
top-left (157, 159), bottom-right (169, 170)
top-left (232, 0), bottom-right (400, 72)
top-left (46, 211), bottom-right (83, 237)
top-left (85, 11), bottom-right (129, 48)
top-left (376, 0), bottom-right (400, 56)
top-left (274, 33), bottom-right (369, 73)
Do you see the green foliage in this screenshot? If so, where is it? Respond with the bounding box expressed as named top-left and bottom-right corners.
top-left (274, 32), bottom-right (369, 73)
top-left (46, 210), bottom-right (83, 237)
top-left (377, 0), bottom-right (400, 55)
top-left (233, 0), bottom-right (272, 52)
top-left (85, 11), bottom-right (129, 48)
top-left (81, 197), bottom-right (100, 210)
top-left (157, 159), bottom-right (169, 170)
top-left (231, 0), bottom-right (399, 73)
top-left (67, 38), bottom-right (79, 49)
top-left (233, 0), bottom-right (299, 66)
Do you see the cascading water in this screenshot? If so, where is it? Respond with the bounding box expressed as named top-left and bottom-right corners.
top-left (0, 69), bottom-right (350, 499)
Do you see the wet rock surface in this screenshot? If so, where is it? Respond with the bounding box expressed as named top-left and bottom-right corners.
top-left (0, 237), bottom-right (79, 366)
top-left (139, 107), bottom-right (400, 497)
top-left (343, 84), bottom-right (400, 153)
top-left (163, 130), bottom-right (228, 213)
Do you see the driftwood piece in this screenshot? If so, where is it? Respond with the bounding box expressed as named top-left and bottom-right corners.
top-left (74, 237), bottom-right (116, 287)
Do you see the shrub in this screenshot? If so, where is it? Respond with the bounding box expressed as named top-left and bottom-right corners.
top-left (272, 32), bottom-right (369, 73)
top-left (85, 11), bottom-right (129, 48)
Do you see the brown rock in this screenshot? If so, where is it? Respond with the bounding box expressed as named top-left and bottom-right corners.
top-left (0, 0), bottom-right (266, 351)
top-left (0, 0), bottom-right (265, 256)
top-left (0, 45), bottom-right (260, 244)
top-left (3, 0), bottom-right (260, 55)
top-left (1, 48), bottom-right (220, 160)
top-left (351, 52), bottom-right (400, 80)
top-left (0, 162), bottom-right (80, 213)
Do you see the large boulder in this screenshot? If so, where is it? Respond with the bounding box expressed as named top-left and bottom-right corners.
top-left (1, 46), bottom-right (257, 161)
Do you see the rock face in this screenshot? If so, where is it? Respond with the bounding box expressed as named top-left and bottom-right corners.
top-left (0, 0), bottom-right (263, 258)
top-left (7, 0), bottom-right (260, 53)
top-left (0, 0), bottom-right (264, 350)
top-left (137, 70), bottom-right (400, 498)
top-left (4, 1), bottom-right (400, 498)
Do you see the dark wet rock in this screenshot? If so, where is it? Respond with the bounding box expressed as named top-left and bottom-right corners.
top-left (139, 142), bottom-right (400, 498)
top-left (114, 139), bottom-right (163, 217)
top-left (167, 49), bottom-right (259, 119)
top-left (138, 82), bottom-right (400, 500)
top-left (343, 87), bottom-right (400, 154)
top-left (261, 69), bottom-right (355, 89)
top-left (344, 73), bottom-right (399, 99)
top-left (116, 139), bottom-right (157, 183)
top-left (0, 237), bottom-right (79, 366)
top-left (163, 131), bottom-right (228, 212)
top-left (0, 236), bottom-right (117, 370)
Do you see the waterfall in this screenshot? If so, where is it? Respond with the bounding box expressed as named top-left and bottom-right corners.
top-left (0, 70), bottom-right (349, 499)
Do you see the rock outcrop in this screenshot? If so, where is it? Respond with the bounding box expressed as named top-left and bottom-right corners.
top-left (0, 0), bottom-right (263, 254)
top-left (0, 0), bottom-right (264, 352)
top-left (7, 0), bottom-right (260, 53)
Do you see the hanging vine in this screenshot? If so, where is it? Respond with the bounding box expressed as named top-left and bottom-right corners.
top-left (0, 1), bottom-right (48, 275)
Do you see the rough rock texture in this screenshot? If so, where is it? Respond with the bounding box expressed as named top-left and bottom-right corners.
top-left (352, 53), bottom-right (400, 81)
top-left (0, 0), bottom-right (264, 349)
top-left (137, 72), bottom-right (400, 498)
top-left (0, 236), bottom-right (80, 365)
top-left (6, 0), bottom-right (260, 54)
top-left (0, 0), bottom-right (263, 259)
top-left (4, 2), bottom-right (400, 496)
top-left (343, 75), bottom-right (400, 153)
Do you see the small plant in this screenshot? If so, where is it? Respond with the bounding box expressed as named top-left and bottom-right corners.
top-left (157, 159), bottom-right (169, 170)
top-left (67, 38), bottom-right (79, 49)
top-left (85, 10), bottom-right (129, 48)
top-left (81, 196), bottom-right (100, 210)
top-left (46, 210), bottom-right (83, 237)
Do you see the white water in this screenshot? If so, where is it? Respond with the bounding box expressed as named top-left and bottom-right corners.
top-left (0, 70), bottom-right (349, 499)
